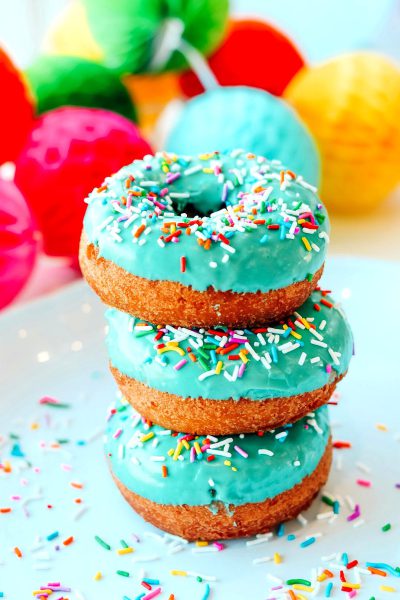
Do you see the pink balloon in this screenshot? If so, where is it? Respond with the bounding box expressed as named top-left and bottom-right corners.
top-left (15, 107), bottom-right (152, 258)
top-left (0, 179), bottom-right (38, 308)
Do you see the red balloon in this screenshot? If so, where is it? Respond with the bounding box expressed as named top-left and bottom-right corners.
top-left (0, 179), bottom-right (38, 308)
top-left (0, 48), bottom-right (34, 165)
top-left (179, 19), bottom-right (305, 98)
top-left (14, 107), bottom-right (152, 258)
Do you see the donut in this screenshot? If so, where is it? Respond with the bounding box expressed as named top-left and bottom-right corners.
top-left (106, 289), bottom-right (352, 435)
top-left (80, 150), bottom-right (330, 327)
top-left (105, 398), bottom-right (332, 540)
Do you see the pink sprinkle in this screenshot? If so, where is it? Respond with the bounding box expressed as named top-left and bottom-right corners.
top-left (347, 504), bottom-right (361, 522)
top-left (174, 359), bottom-right (188, 371)
top-left (213, 541), bottom-right (225, 551)
top-left (153, 200), bottom-right (167, 210)
top-left (238, 363), bottom-right (246, 378)
top-left (33, 467), bottom-right (41, 473)
top-left (142, 587), bottom-right (162, 600)
top-left (11, 495), bottom-right (21, 501)
top-left (234, 445), bottom-right (248, 458)
top-left (39, 396), bottom-right (59, 406)
top-left (60, 463), bottom-right (72, 472)
top-left (190, 447), bottom-right (196, 463)
top-left (356, 479), bottom-right (371, 487)
top-left (348, 590), bottom-right (357, 598)
top-left (160, 188), bottom-right (169, 197)
top-left (113, 428), bottom-right (123, 439)
top-left (326, 364), bottom-right (332, 373)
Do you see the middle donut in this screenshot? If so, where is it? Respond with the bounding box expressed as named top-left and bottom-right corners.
top-left (106, 289), bottom-right (353, 435)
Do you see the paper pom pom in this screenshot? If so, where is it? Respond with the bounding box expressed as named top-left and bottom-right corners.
top-left (25, 55), bottom-right (137, 121)
top-left (0, 48), bottom-right (34, 165)
top-left (165, 86), bottom-right (320, 184)
top-left (179, 18), bottom-right (305, 98)
top-left (80, 0), bottom-right (229, 73)
top-left (284, 52), bottom-right (400, 212)
top-left (0, 179), bottom-right (38, 308)
top-left (14, 107), bottom-right (152, 258)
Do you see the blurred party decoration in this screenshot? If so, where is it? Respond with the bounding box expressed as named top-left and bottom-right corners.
top-left (123, 72), bottom-right (180, 139)
top-left (25, 55), bottom-right (137, 121)
top-left (0, 48), bottom-right (34, 165)
top-left (0, 179), bottom-right (38, 308)
top-left (179, 18), bottom-right (305, 98)
top-left (80, 0), bottom-right (229, 73)
top-left (43, 0), bottom-right (104, 62)
top-left (14, 107), bottom-right (152, 258)
top-left (284, 52), bottom-right (400, 212)
top-left (165, 86), bottom-right (320, 184)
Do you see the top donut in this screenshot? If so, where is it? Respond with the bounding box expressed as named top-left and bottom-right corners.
top-left (80, 150), bottom-right (329, 327)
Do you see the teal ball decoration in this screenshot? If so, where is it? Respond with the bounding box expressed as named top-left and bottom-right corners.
top-left (25, 55), bottom-right (137, 121)
top-left (165, 86), bottom-right (320, 185)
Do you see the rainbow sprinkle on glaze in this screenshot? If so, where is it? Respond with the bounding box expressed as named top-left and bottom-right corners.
top-left (106, 289), bottom-right (353, 400)
top-left (105, 398), bottom-right (330, 507)
top-left (83, 150), bottom-right (330, 293)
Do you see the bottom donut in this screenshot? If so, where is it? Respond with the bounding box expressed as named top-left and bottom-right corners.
top-left (105, 399), bottom-right (332, 540)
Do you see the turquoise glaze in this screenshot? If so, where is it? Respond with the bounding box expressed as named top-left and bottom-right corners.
top-left (83, 150), bottom-right (329, 294)
top-left (105, 399), bottom-right (330, 507)
top-left (106, 290), bottom-right (353, 400)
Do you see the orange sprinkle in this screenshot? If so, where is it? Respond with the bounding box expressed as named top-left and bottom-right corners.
top-left (0, 507), bottom-right (12, 513)
top-left (288, 591), bottom-right (297, 600)
top-left (74, 498), bottom-right (82, 504)
top-left (70, 481), bottom-right (83, 489)
top-left (286, 169), bottom-right (296, 179)
top-left (134, 224), bottom-right (146, 238)
top-left (162, 466), bottom-right (168, 478)
top-left (188, 352), bottom-right (197, 362)
top-left (96, 185), bottom-right (107, 193)
top-left (204, 239), bottom-right (211, 250)
top-left (63, 536), bottom-right (74, 546)
top-left (186, 227), bottom-right (191, 235)
top-left (14, 547), bottom-right (22, 558)
top-left (368, 567), bottom-right (387, 577)
top-left (280, 170), bottom-right (285, 185)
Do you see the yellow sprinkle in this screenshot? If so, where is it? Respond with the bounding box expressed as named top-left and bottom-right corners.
top-left (290, 330), bottom-right (302, 340)
top-left (182, 439), bottom-right (190, 451)
top-left (380, 585), bottom-right (396, 592)
top-left (215, 360), bottom-right (223, 375)
top-left (298, 315), bottom-right (311, 329)
top-left (293, 584), bottom-right (315, 592)
top-left (140, 432), bottom-right (154, 443)
top-left (166, 340), bottom-right (179, 347)
top-left (202, 168), bottom-right (213, 174)
top-left (170, 224), bottom-right (176, 235)
top-left (233, 205), bottom-right (241, 213)
top-left (341, 583), bottom-right (360, 589)
top-left (94, 571), bottom-right (102, 581)
top-left (32, 591), bottom-right (52, 596)
top-left (31, 422), bottom-right (40, 430)
top-left (239, 351), bottom-right (249, 364)
top-left (224, 460), bottom-right (231, 467)
top-left (162, 165), bottom-right (169, 173)
top-left (171, 569), bottom-right (187, 576)
top-left (167, 448), bottom-right (174, 457)
top-left (173, 441), bottom-right (183, 461)
top-left (376, 423), bottom-right (388, 431)
top-left (158, 346), bottom-right (185, 356)
top-left (231, 466), bottom-right (238, 472)
top-left (302, 236), bottom-right (312, 252)
top-left (195, 541), bottom-right (209, 547)
top-left (273, 552), bottom-right (282, 564)
top-left (117, 547), bottom-right (134, 555)
top-left (194, 441), bottom-right (202, 456)
top-left (296, 595), bottom-right (308, 600)
top-left (317, 574), bottom-right (327, 582)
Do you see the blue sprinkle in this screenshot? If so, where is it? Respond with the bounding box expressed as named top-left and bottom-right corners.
top-left (11, 443), bottom-right (25, 458)
top-left (259, 234), bottom-right (268, 244)
top-left (76, 440), bottom-right (86, 446)
top-left (325, 582), bottom-right (333, 597)
top-left (287, 534), bottom-right (296, 541)
top-left (142, 579), bottom-right (160, 585)
top-left (210, 350), bottom-right (217, 366)
top-left (276, 523), bottom-right (285, 537)
top-left (271, 345), bottom-right (278, 364)
top-left (143, 356), bottom-right (153, 364)
top-left (134, 594), bottom-right (144, 600)
top-left (279, 225), bottom-right (285, 240)
top-left (300, 536), bottom-right (316, 548)
top-left (333, 500), bottom-right (340, 514)
top-left (46, 531), bottom-right (59, 541)
top-left (282, 328), bottom-right (292, 338)
top-left (341, 552), bottom-right (348, 566)
top-left (225, 231), bottom-right (234, 238)
top-left (201, 584), bottom-right (211, 600)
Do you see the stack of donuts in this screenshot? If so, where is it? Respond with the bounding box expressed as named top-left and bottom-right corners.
top-left (79, 149), bottom-right (353, 540)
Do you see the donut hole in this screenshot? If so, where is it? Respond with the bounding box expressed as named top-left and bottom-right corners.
top-left (170, 200), bottom-right (216, 219)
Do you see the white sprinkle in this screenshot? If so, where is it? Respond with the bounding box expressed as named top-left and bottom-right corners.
top-left (192, 546), bottom-right (219, 554)
top-left (258, 449), bottom-right (274, 456)
top-left (246, 533), bottom-right (273, 546)
top-left (356, 461), bottom-right (371, 474)
top-left (198, 370), bottom-right (216, 381)
top-left (222, 254), bottom-right (230, 263)
top-left (186, 571), bottom-right (217, 582)
top-left (297, 513), bottom-right (308, 526)
top-left (353, 518), bottom-right (365, 528)
top-left (244, 343), bottom-right (261, 361)
top-left (328, 348), bottom-right (341, 365)
top-left (298, 352), bottom-right (307, 366)
top-left (74, 505), bottom-right (89, 521)
top-left (209, 261), bottom-right (218, 269)
top-left (317, 511), bottom-right (334, 520)
top-left (311, 339), bottom-right (327, 348)
top-left (220, 242), bottom-right (235, 253)
top-left (253, 556), bottom-right (273, 565)
top-left (257, 333), bottom-right (266, 346)
top-left (319, 319), bottom-right (327, 331)
top-left (310, 356), bottom-right (321, 364)
top-left (150, 456), bottom-right (165, 462)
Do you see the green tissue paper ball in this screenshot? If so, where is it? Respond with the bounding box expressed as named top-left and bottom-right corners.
top-left (25, 55), bottom-right (137, 121)
top-left (80, 0), bottom-right (229, 74)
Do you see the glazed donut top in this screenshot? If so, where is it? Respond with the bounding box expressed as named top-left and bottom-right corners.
top-left (106, 289), bottom-right (353, 401)
top-left (105, 399), bottom-right (330, 507)
top-left (83, 149), bottom-right (330, 293)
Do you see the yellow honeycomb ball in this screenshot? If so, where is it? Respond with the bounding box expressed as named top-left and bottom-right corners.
top-left (42, 1), bottom-right (104, 63)
top-left (284, 52), bottom-right (400, 212)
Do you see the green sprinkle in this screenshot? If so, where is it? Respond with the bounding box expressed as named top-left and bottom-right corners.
top-left (135, 329), bottom-right (154, 338)
top-left (95, 535), bottom-right (111, 550)
top-left (315, 212), bottom-right (326, 224)
top-left (198, 357), bottom-right (210, 371)
top-left (306, 273), bottom-right (313, 282)
top-left (56, 439), bottom-right (70, 444)
top-left (382, 523), bottom-right (391, 532)
top-left (286, 579), bottom-right (311, 586)
top-left (116, 570), bottom-right (130, 577)
top-left (9, 433), bottom-right (20, 440)
top-left (120, 539), bottom-right (129, 548)
top-left (197, 576), bottom-right (203, 582)
top-left (321, 495), bottom-right (335, 507)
